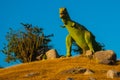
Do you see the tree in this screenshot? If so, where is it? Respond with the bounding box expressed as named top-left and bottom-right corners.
top-left (2, 23), bottom-right (53, 63)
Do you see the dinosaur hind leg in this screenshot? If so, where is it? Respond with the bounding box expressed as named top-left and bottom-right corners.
top-left (66, 34), bottom-right (73, 57)
top-left (85, 31), bottom-right (94, 53)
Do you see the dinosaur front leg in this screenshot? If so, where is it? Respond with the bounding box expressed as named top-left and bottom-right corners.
top-left (66, 34), bottom-right (73, 57)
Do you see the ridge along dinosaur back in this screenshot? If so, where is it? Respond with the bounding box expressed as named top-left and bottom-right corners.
top-left (59, 8), bottom-right (103, 57)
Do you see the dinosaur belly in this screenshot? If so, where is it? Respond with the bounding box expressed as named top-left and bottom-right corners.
top-left (67, 27), bottom-right (89, 50)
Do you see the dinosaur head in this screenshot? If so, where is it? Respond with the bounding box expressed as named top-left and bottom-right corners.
top-left (59, 8), bottom-right (70, 19)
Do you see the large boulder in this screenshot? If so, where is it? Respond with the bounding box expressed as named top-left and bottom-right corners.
top-left (45, 49), bottom-right (59, 59)
top-left (93, 50), bottom-right (117, 65)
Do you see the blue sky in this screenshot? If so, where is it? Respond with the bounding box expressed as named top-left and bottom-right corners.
top-left (0, 0), bottom-right (120, 67)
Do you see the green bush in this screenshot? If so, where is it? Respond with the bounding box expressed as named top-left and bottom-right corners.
top-left (2, 23), bottom-right (53, 63)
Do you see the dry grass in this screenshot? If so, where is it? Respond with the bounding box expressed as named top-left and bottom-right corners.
top-left (0, 56), bottom-right (120, 80)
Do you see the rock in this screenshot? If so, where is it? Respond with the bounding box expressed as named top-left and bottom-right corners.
top-left (88, 77), bottom-right (96, 80)
top-left (84, 69), bottom-right (94, 75)
top-left (99, 59), bottom-right (115, 65)
top-left (93, 50), bottom-right (116, 65)
top-left (24, 72), bottom-right (39, 78)
top-left (107, 70), bottom-right (120, 78)
top-left (85, 50), bottom-right (93, 57)
top-left (45, 49), bottom-right (59, 59)
top-left (60, 67), bottom-right (87, 74)
top-left (66, 77), bottom-right (74, 80)
top-left (60, 67), bottom-right (95, 75)
top-left (78, 68), bottom-right (87, 73)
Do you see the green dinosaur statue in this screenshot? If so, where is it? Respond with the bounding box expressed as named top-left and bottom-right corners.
top-left (59, 8), bottom-right (103, 57)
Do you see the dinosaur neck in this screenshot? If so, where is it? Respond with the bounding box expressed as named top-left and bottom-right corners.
top-left (61, 18), bottom-right (71, 25)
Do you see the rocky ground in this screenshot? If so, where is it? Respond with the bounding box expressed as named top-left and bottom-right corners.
top-left (0, 55), bottom-right (120, 80)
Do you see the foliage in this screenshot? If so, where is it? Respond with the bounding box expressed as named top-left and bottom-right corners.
top-left (2, 23), bottom-right (53, 63)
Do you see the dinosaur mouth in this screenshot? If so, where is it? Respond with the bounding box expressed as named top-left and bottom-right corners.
top-left (60, 13), bottom-right (64, 18)
top-left (60, 13), bottom-right (64, 15)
